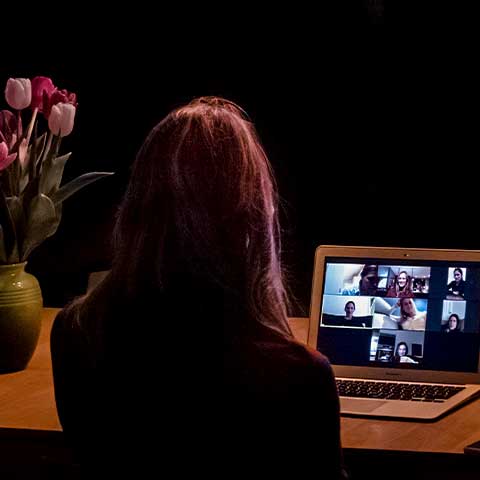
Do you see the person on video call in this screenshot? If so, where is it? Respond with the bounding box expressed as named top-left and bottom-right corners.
top-left (393, 342), bottom-right (418, 364)
top-left (323, 300), bottom-right (371, 328)
top-left (50, 96), bottom-right (346, 479)
top-left (375, 297), bottom-right (426, 330)
top-left (344, 301), bottom-right (355, 321)
top-left (442, 313), bottom-right (462, 333)
top-left (391, 297), bottom-right (426, 330)
top-left (358, 264), bottom-right (379, 295)
top-left (446, 268), bottom-right (466, 299)
top-left (342, 301), bottom-right (369, 327)
top-left (386, 271), bottom-right (414, 298)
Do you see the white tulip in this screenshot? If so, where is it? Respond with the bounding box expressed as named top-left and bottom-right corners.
top-left (5, 78), bottom-right (32, 110)
top-left (48, 103), bottom-right (76, 137)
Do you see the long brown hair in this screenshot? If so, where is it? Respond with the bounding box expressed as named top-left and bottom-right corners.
top-left (108, 97), bottom-right (292, 338)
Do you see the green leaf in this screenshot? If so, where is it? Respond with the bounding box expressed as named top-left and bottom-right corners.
top-left (0, 226), bottom-right (7, 264)
top-left (22, 132), bottom-right (47, 175)
top-left (51, 172), bottom-right (114, 206)
top-left (26, 131), bottom-right (48, 179)
top-left (19, 171), bottom-right (29, 194)
top-left (6, 196), bottom-right (26, 256)
top-left (21, 176), bottom-right (40, 216)
top-left (0, 188), bottom-right (18, 262)
top-left (21, 194), bottom-right (61, 261)
top-left (36, 134), bottom-right (59, 179)
top-left (39, 152), bottom-right (72, 196)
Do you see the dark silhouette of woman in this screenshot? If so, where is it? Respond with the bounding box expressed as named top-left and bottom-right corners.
top-left (50, 97), bottom-right (345, 479)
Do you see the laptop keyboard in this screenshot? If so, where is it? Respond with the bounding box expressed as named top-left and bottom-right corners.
top-left (336, 379), bottom-right (465, 402)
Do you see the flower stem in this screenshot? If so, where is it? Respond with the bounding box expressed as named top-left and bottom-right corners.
top-left (17, 111), bottom-right (22, 138)
top-left (29, 121), bottom-right (38, 181)
top-left (25, 107), bottom-right (38, 147)
top-left (13, 111), bottom-right (22, 195)
top-left (7, 167), bottom-right (14, 196)
top-left (38, 132), bottom-right (53, 177)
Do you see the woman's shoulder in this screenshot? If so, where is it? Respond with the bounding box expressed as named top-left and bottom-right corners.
top-left (51, 278), bottom-right (116, 346)
top-left (253, 331), bottom-right (334, 379)
top-left (53, 276), bottom-right (121, 331)
top-left (51, 299), bottom-right (84, 339)
top-left (50, 300), bottom-right (90, 377)
top-left (226, 331), bottom-right (336, 406)
top-left (288, 338), bottom-right (333, 371)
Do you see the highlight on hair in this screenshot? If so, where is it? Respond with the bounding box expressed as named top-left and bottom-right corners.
top-left (111, 96), bottom-right (292, 337)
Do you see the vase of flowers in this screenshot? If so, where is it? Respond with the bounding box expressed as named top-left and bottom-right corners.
top-left (0, 76), bottom-right (113, 372)
top-left (0, 262), bottom-right (42, 373)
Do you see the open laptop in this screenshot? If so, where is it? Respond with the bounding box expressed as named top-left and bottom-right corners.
top-left (307, 245), bottom-right (480, 420)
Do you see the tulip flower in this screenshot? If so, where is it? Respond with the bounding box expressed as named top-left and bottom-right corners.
top-left (0, 141), bottom-right (17, 171)
top-left (0, 75), bottom-right (113, 265)
top-left (0, 110), bottom-right (19, 149)
top-left (43, 88), bottom-right (78, 118)
top-left (5, 78), bottom-right (32, 110)
top-left (31, 77), bottom-right (55, 111)
top-left (48, 103), bottom-right (76, 137)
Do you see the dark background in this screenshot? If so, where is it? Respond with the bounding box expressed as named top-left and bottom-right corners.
top-left (2, 2), bottom-right (478, 314)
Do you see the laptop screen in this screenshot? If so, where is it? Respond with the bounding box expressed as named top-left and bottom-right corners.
top-left (316, 257), bottom-right (480, 374)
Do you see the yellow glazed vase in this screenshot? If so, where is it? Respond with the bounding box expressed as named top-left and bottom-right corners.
top-left (0, 262), bottom-right (43, 373)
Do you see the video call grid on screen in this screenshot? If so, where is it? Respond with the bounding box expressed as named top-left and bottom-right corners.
top-left (317, 257), bottom-right (480, 373)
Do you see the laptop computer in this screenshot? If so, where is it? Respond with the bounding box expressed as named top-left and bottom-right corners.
top-left (307, 245), bottom-right (480, 420)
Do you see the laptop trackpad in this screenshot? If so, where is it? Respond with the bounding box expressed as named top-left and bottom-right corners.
top-left (341, 398), bottom-right (388, 413)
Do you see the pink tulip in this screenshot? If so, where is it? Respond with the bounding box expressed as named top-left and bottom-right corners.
top-left (31, 76), bottom-right (55, 111)
top-left (0, 141), bottom-right (17, 171)
top-left (48, 103), bottom-right (76, 137)
top-left (43, 88), bottom-right (78, 118)
top-left (0, 110), bottom-right (19, 148)
top-left (5, 78), bottom-right (32, 110)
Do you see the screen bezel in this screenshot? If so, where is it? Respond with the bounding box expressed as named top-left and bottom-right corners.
top-left (308, 245), bottom-right (480, 384)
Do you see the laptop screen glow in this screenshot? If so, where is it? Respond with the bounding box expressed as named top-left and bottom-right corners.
top-left (317, 257), bottom-right (480, 374)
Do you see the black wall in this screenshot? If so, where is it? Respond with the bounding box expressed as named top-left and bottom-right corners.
top-left (5, 3), bottom-right (478, 313)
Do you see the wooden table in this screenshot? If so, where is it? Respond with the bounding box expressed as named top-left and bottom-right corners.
top-left (0, 309), bottom-right (69, 477)
top-left (2, 312), bottom-right (480, 478)
top-left (0, 308), bottom-right (61, 434)
top-left (4, 312), bottom-right (480, 452)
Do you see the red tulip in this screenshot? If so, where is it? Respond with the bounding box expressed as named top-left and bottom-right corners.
top-left (5, 78), bottom-right (31, 110)
top-left (31, 76), bottom-right (55, 111)
top-left (0, 110), bottom-right (19, 149)
top-left (0, 141), bottom-right (17, 171)
top-left (48, 103), bottom-right (76, 137)
top-left (43, 88), bottom-right (78, 118)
